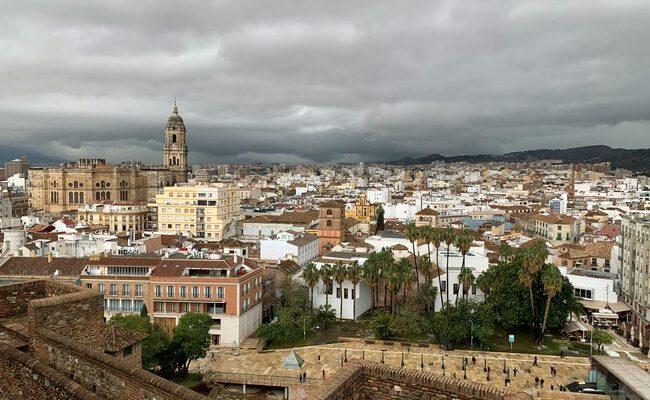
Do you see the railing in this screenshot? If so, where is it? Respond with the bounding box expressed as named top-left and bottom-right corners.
top-left (207, 371), bottom-right (324, 386)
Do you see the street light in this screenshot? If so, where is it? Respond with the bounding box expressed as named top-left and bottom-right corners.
top-left (469, 320), bottom-right (474, 350)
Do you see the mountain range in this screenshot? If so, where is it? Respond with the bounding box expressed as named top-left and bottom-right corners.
top-left (391, 145), bottom-right (650, 175)
top-left (0, 146), bottom-right (66, 167)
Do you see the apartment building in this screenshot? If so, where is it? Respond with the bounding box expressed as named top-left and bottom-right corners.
top-left (620, 212), bottom-right (650, 349)
top-left (513, 212), bottom-right (581, 246)
top-left (153, 183), bottom-right (241, 241)
top-left (77, 201), bottom-right (148, 233)
top-left (149, 257), bottom-right (263, 346)
top-left (259, 230), bottom-right (319, 266)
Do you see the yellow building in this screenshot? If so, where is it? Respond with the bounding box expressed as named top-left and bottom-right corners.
top-left (350, 193), bottom-right (378, 224)
top-left (152, 183), bottom-right (241, 241)
top-left (77, 201), bottom-right (148, 234)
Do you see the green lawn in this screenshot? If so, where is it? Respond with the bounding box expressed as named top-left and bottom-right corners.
top-left (266, 319), bottom-right (371, 350)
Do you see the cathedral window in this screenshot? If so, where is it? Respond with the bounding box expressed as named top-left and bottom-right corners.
top-left (69, 192), bottom-right (74, 204)
top-left (96, 192), bottom-right (101, 201)
top-left (172, 134), bottom-right (177, 143)
top-left (80, 192), bottom-right (84, 203)
top-left (74, 192), bottom-right (79, 203)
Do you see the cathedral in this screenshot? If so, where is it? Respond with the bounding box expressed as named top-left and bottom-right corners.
top-left (29, 104), bottom-right (189, 214)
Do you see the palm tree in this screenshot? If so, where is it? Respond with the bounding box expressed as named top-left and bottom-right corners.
top-left (363, 253), bottom-right (380, 310)
top-left (399, 258), bottom-right (415, 304)
top-left (379, 248), bottom-right (394, 309)
top-left (420, 225), bottom-right (433, 267)
top-left (303, 263), bottom-right (319, 313)
top-left (540, 264), bottom-right (563, 335)
top-left (333, 261), bottom-right (348, 321)
top-left (518, 262), bottom-right (535, 321)
top-left (347, 261), bottom-right (363, 321)
top-left (499, 242), bottom-right (513, 262)
top-left (319, 263), bottom-right (333, 308)
top-left (431, 227), bottom-right (445, 310)
top-left (418, 254), bottom-right (432, 288)
top-left (443, 227), bottom-right (455, 305)
top-left (475, 269), bottom-right (493, 303)
top-left (386, 260), bottom-right (402, 315)
top-left (404, 222), bottom-right (421, 291)
top-left (460, 270), bottom-right (475, 301)
top-left (454, 230), bottom-right (473, 305)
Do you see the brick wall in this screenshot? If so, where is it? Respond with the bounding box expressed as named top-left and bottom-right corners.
top-left (0, 343), bottom-right (102, 400)
top-left (0, 280), bottom-right (80, 318)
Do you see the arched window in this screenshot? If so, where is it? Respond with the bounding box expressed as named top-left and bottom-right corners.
top-left (172, 156), bottom-right (177, 166)
top-left (101, 192), bottom-right (106, 200)
top-left (96, 192), bottom-right (101, 201)
top-left (172, 134), bottom-right (177, 143)
top-left (326, 209), bottom-right (332, 216)
top-left (106, 191), bottom-right (110, 200)
top-left (326, 220), bottom-right (332, 227)
top-left (79, 192), bottom-right (84, 203)
top-left (73, 181), bottom-right (78, 188)
top-left (74, 192), bottom-right (79, 203)
top-left (101, 181), bottom-right (106, 188)
top-left (69, 192), bottom-right (74, 203)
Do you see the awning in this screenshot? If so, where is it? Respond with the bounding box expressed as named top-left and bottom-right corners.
top-left (564, 321), bottom-right (589, 334)
top-left (608, 302), bottom-right (631, 314)
top-left (580, 299), bottom-right (607, 310)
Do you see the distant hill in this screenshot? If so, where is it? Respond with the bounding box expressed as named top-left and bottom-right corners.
top-left (0, 146), bottom-right (66, 167)
top-left (391, 145), bottom-right (650, 175)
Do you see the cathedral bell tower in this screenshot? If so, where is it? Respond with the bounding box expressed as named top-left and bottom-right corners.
top-left (163, 102), bottom-right (188, 183)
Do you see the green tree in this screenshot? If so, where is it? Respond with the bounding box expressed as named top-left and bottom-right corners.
top-left (333, 261), bottom-right (348, 321)
top-left (140, 303), bottom-right (149, 318)
top-left (454, 230), bottom-right (473, 305)
top-left (458, 268), bottom-right (475, 302)
top-left (540, 264), bottom-right (564, 335)
top-left (347, 261), bottom-right (363, 321)
top-left (364, 253), bottom-right (380, 310)
top-left (376, 205), bottom-right (385, 231)
top-left (431, 299), bottom-right (494, 344)
top-left (172, 313), bottom-right (212, 375)
top-left (443, 227), bottom-right (455, 305)
top-left (319, 263), bottom-right (333, 307)
top-left (370, 310), bottom-right (394, 340)
top-left (303, 262), bottom-right (320, 313)
top-left (431, 227), bottom-right (445, 310)
top-left (404, 222), bottom-right (421, 291)
top-left (591, 329), bottom-right (614, 351)
top-left (475, 268), bottom-right (494, 303)
top-left (314, 304), bottom-right (336, 329)
top-left (109, 314), bottom-right (170, 372)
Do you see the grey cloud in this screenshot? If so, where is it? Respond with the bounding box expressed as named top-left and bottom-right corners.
top-left (1, 0), bottom-right (650, 164)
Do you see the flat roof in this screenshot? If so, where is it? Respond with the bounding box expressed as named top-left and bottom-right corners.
top-left (593, 356), bottom-right (650, 400)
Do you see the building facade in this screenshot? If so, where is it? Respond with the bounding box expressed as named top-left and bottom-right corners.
top-left (317, 200), bottom-right (346, 255)
top-left (28, 105), bottom-right (188, 214)
top-left (619, 212), bottom-right (650, 350)
top-left (153, 183), bottom-right (241, 241)
top-left (78, 201), bottom-right (148, 234)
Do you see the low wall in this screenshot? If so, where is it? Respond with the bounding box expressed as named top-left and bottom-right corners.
top-left (0, 343), bottom-right (102, 400)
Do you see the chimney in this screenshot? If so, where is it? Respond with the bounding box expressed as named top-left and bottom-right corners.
top-left (234, 253), bottom-right (239, 264)
top-left (47, 252), bottom-right (53, 263)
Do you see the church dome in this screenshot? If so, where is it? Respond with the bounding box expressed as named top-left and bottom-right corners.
top-left (166, 103), bottom-right (185, 130)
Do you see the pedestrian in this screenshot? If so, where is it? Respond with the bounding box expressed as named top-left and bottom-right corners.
top-left (535, 376), bottom-right (539, 387)
top-left (533, 356), bottom-right (538, 366)
top-left (513, 367), bottom-right (517, 377)
top-left (540, 378), bottom-right (545, 388)
top-left (488, 366), bottom-right (491, 374)
top-left (299, 374), bottom-right (302, 383)
top-left (322, 369), bottom-right (325, 378)
top-left (317, 354), bottom-right (321, 363)
top-left (560, 350), bottom-right (565, 359)
top-left (550, 365), bottom-right (554, 375)
top-left (472, 356), bottom-right (476, 365)
top-left (303, 372), bottom-right (307, 382)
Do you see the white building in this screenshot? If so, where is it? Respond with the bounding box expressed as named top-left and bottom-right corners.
top-left (367, 188), bottom-right (390, 204)
top-left (259, 230), bottom-right (319, 266)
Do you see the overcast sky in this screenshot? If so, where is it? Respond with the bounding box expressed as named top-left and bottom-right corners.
top-left (1, 0), bottom-right (649, 165)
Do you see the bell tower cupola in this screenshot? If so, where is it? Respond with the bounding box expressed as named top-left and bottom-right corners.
top-left (163, 101), bottom-right (188, 183)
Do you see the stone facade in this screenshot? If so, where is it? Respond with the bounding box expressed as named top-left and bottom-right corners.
top-left (28, 105), bottom-right (189, 214)
top-left (318, 200), bottom-right (346, 255)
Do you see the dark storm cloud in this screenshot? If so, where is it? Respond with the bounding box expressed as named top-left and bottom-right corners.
top-left (1, 0), bottom-right (650, 164)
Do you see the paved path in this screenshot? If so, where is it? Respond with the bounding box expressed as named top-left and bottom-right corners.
top-left (191, 341), bottom-right (592, 392)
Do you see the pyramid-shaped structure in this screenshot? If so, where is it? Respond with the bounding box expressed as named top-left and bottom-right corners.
top-left (282, 350), bottom-right (305, 369)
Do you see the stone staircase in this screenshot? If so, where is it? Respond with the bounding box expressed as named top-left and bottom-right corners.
top-left (240, 337), bottom-right (261, 350)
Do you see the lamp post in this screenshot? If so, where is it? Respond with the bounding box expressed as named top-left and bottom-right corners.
top-left (469, 320), bottom-right (474, 350)
top-left (484, 357), bottom-right (487, 372)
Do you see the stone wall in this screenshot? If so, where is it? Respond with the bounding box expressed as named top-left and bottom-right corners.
top-left (313, 360), bottom-right (531, 400)
top-left (33, 328), bottom-right (207, 400)
top-left (28, 285), bottom-right (105, 347)
top-left (0, 343), bottom-right (102, 400)
top-left (0, 280), bottom-right (80, 317)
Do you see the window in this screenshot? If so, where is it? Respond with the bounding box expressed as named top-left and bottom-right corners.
top-left (192, 286), bottom-right (199, 298)
top-left (135, 284), bottom-right (143, 297)
top-left (98, 283), bottom-right (105, 294)
top-left (352, 288), bottom-right (356, 299)
top-left (123, 346), bottom-right (133, 357)
top-left (472, 284), bottom-right (477, 295)
top-left (326, 209), bottom-right (332, 216)
top-left (180, 286), bottom-right (187, 298)
top-left (453, 283), bottom-right (458, 295)
top-left (167, 286), bottom-right (174, 297)
top-left (122, 284), bottom-right (130, 296)
top-left (217, 287), bottom-right (224, 299)
top-left (344, 288), bottom-right (349, 299)
top-left (155, 302), bottom-right (164, 312)
top-left (110, 284), bottom-right (117, 296)
top-left (86, 283), bottom-right (92, 289)
top-left (336, 288), bottom-right (341, 298)
top-left (326, 220), bottom-right (332, 227)
top-left (133, 300), bottom-right (143, 313)
top-left (155, 285), bottom-right (162, 297)
top-left (441, 281), bottom-right (446, 292)
top-left (109, 299), bottom-right (120, 311)
top-left (205, 287), bottom-right (212, 298)
top-left (574, 288), bottom-right (592, 299)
